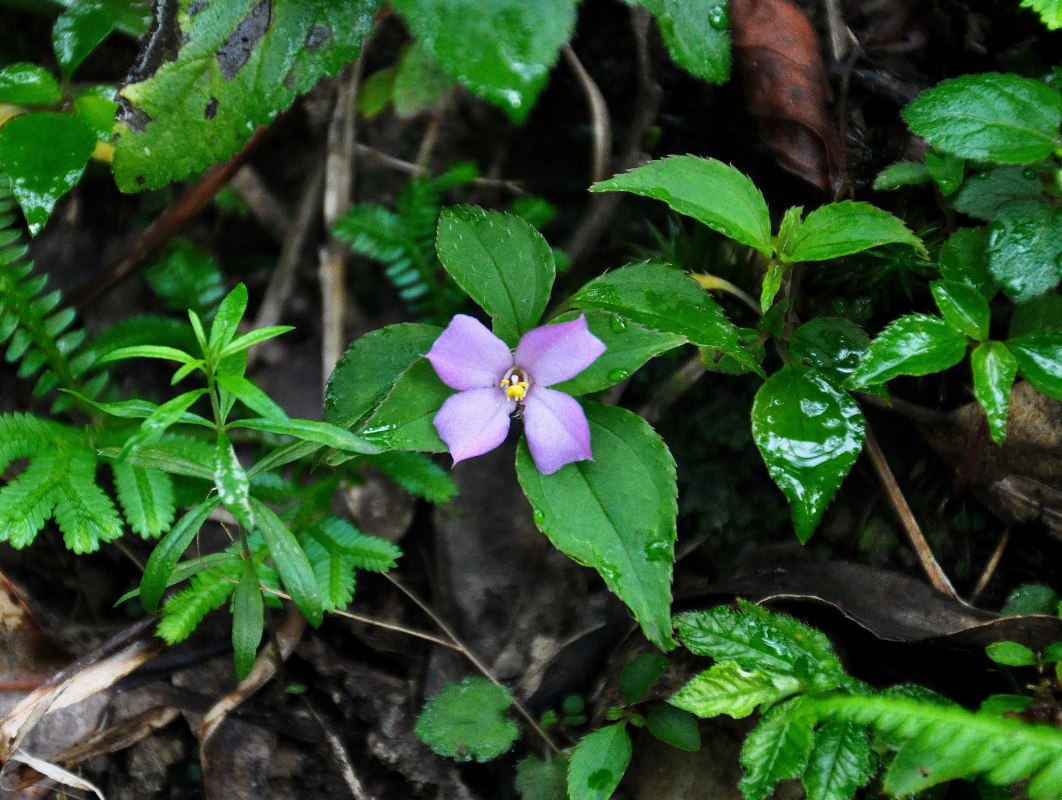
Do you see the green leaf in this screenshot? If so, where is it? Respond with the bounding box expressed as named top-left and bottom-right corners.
top-left (250, 498), bottom-right (323, 626)
top-left (122, 389), bottom-right (210, 457)
top-left (414, 676), bottom-right (519, 762)
top-left (1010, 293), bottom-right (1062, 337)
top-left (902, 73), bottom-right (1062, 163)
top-left (0, 63), bottom-right (63, 105)
top-left (324, 323), bottom-right (442, 429)
top-left (73, 84), bottom-right (119, 142)
top-left (1003, 584), bottom-right (1060, 616)
top-left (140, 497), bottom-right (222, 613)
top-left (216, 374), bottom-right (288, 422)
top-left (740, 698), bottom-right (815, 800)
top-left (1008, 332), bottom-right (1062, 400)
top-left (515, 754), bottom-right (568, 800)
top-left (925, 151), bottom-right (965, 196)
top-left (752, 365), bottom-right (864, 542)
top-left (592, 156), bottom-right (772, 257)
top-left (971, 341), bottom-right (1018, 444)
top-left (357, 358), bottom-right (450, 452)
top-left (0, 112), bottom-right (96, 235)
top-left (157, 557), bottom-right (241, 644)
top-left (113, 0), bottom-right (379, 191)
top-left (670, 660), bottom-right (804, 720)
top-left (569, 262), bottom-right (762, 376)
top-left (232, 558), bottom-right (264, 680)
top-left (214, 431), bottom-right (253, 531)
top-left (53, 1), bottom-right (118, 78)
top-left (112, 460), bottom-right (175, 539)
top-left (987, 200), bottom-right (1062, 303)
top-left (801, 718), bottom-right (873, 800)
top-left (230, 417), bottom-right (383, 455)
top-left (208, 283), bottom-right (248, 355)
top-left (95, 343), bottom-right (196, 365)
top-left (872, 160), bottom-right (931, 190)
top-left (784, 201), bottom-right (927, 262)
top-left (652, 0), bottom-right (731, 84)
top-left (365, 451), bottom-right (458, 504)
top-left (939, 227), bottom-right (996, 300)
top-left (567, 723), bottom-right (632, 800)
top-left (392, 42), bottom-right (454, 117)
top-left (391, 0), bottom-right (575, 123)
top-left (517, 403), bottom-right (676, 650)
top-left (789, 317), bottom-right (872, 387)
top-left (647, 704), bottom-right (701, 752)
top-left (308, 516), bottom-right (401, 572)
top-left (931, 279), bottom-right (990, 340)
top-left (846, 314), bottom-right (968, 389)
top-left (436, 207), bottom-right (555, 344)
top-left (549, 309), bottom-right (685, 395)
top-left (1021, 0), bottom-right (1062, 29)
top-left (986, 641), bottom-right (1037, 667)
top-left (952, 166), bottom-right (1044, 221)
top-left (619, 653), bottom-right (669, 704)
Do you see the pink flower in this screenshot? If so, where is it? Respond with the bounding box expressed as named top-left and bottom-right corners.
top-left (426, 314), bottom-right (606, 474)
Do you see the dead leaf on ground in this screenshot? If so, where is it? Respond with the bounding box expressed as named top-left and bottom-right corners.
top-left (0, 570), bottom-right (70, 691)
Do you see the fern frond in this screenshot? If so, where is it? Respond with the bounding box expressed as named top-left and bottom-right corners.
top-left (367, 450), bottom-right (458, 504)
top-left (809, 694), bottom-right (1062, 799)
top-left (113, 459), bottom-right (176, 539)
top-left (157, 558), bottom-right (242, 644)
top-left (301, 533), bottom-right (356, 612)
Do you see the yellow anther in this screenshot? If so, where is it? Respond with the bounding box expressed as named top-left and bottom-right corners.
top-left (502, 378), bottom-right (528, 401)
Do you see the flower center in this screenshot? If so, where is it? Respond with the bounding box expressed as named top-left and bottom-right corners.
top-left (500, 366), bottom-right (531, 402)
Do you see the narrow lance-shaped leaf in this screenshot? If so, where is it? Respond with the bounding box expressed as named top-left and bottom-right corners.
top-left (214, 431), bottom-right (253, 531)
top-left (122, 389), bottom-right (210, 457)
top-left (140, 497), bottom-right (222, 613)
top-left (250, 498), bottom-right (323, 626)
top-left (232, 558), bottom-right (265, 680)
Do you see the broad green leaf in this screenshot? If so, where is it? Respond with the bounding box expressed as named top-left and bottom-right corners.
top-left (789, 317), bottom-right (871, 387)
top-left (652, 0), bottom-right (731, 84)
top-left (516, 402), bottom-right (677, 650)
top-left (569, 262), bottom-right (762, 375)
top-left (801, 718), bottom-right (873, 800)
top-left (113, 0), bottom-right (378, 190)
top-left (250, 498), bottom-right (322, 626)
top-left (53, 1), bottom-right (118, 77)
top-left (591, 156), bottom-right (772, 257)
top-left (550, 309), bottom-right (685, 395)
top-left (515, 754), bottom-right (568, 800)
top-left (952, 166), bottom-right (1044, 221)
top-left (619, 653), bottom-right (669, 704)
top-left (73, 84), bottom-right (120, 143)
top-left (232, 558), bottom-right (264, 679)
top-left (1010, 293), bottom-right (1062, 337)
top-left (325, 323), bottom-right (442, 429)
top-left (436, 207), bottom-right (554, 344)
top-left (985, 641), bottom-right (1037, 667)
top-left (902, 73), bottom-right (1062, 163)
top-left (752, 365), bottom-right (864, 542)
top-left (0, 112), bottom-right (96, 235)
top-left (0, 63), bottom-right (62, 105)
top-left (939, 227), bottom-right (996, 300)
top-left (846, 314), bottom-right (968, 389)
top-left (987, 200), bottom-right (1062, 303)
top-left (925, 151), bottom-right (964, 196)
top-left (140, 497), bottom-right (221, 613)
top-left (567, 723), bottom-right (632, 800)
top-left (392, 42), bottom-right (454, 117)
top-left (391, 0), bottom-right (575, 123)
top-left (1021, 0), bottom-right (1062, 29)
top-left (230, 417), bottom-right (383, 455)
top-left (214, 431), bottom-right (253, 531)
top-left (740, 698), bottom-right (815, 800)
top-left (971, 341), bottom-right (1017, 444)
top-left (112, 460), bottom-right (175, 539)
top-left (414, 676), bottom-right (518, 762)
top-left (646, 704), bottom-right (701, 752)
top-left (1008, 332), bottom-right (1062, 400)
top-left (872, 160), bottom-right (930, 190)
top-left (122, 389), bottom-right (210, 457)
top-left (1003, 584), bottom-right (1060, 616)
top-left (931, 279), bottom-right (990, 340)
top-left (357, 359), bottom-right (450, 452)
top-left (670, 660), bottom-right (803, 720)
top-left (208, 283), bottom-right (248, 355)
top-left (784, 201), bottom-right (927, 262)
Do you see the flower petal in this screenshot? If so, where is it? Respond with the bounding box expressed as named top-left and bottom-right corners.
top-left (427, 314), bottom-right (514, 390)
top-left (521, 388), bottom-right (593, 474)
top-left (514, 315), bottom-right (606, 388)
top-left (434, 387), bottom-right (514, 465)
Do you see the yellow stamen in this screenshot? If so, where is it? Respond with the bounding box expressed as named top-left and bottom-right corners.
top-left (501, 377), bottom-right (528, 401)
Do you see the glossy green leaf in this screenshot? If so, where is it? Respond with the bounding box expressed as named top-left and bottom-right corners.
top-left (902, 73), bottom-right (1062, 163)
top-left (846, 314), bottom-right (968, 389)
top-left (414, 676), bottom-right (518, 762)
top-left (0, 112), bottom-right (96, 235)
top-left (971, 341), bottom-right (1017, 444)
top-left (567, 723), bottom-right (632, 800)
top-left (670, 660), bottom-right (803, 720)
top-left (925, 151), bottom-right (964, 196)
top-left (872, 160), bottom-right (930, 190)
top-left (250, 498), bottom-right (322, 626)
top-left (1010, 293), bottom-right (1062, 338)
top-left (987, 200), bottom-right (1062, 303)
top-left (140, 497), bottom-right (222, 613)
top-left (95, 343), bottom-right (196, 365)
top-left (569, 262), bottom-right (762, 375)
top-left (931, 279), bottom-right (990, 340)
top-left (789, 317), bottom-right (872, 389)
top-left (550, 309), bottom-right (685, 395)
top-left (985, 641), bottom-right (1037, 667)
top-left (391, 0), bottom-right (575, 123)
top-left (952, 166), bottom-right (1044, 221)
top-left (53, 2), bottom-right (118, 77)
top-left (1008, 332), bottom-right (1062, 400)
top-left (801, 718), bottom-right (874, 800)
top-left (325, 323), bottom-right (442, 429)
top-left (647, 704), bottom-right (701, 752)
top-left (939, 227), bottom-right (996, 300)
top-left (214, 431), bottom-right (253, 531)
top-left (752, 365), bottom-right (864, 542)
top-left (651, 0), bottom-right (731, 84)
top-left (0, 63), bottom-right (62, 105)
top-left (113, 0), bottom-right (378, 191)
top-left (357, 359), bottom-right (450, 452)
top-left (436, 206), bottom-right (555, 344)
top-left (73, 84), bottom-right (120, 142)
top-left (784, 201), bottom-right (927, 262)
top-left (217, 325), bottom-right (294, 359)
top-left (232, 558), bottom-right (264, 679)
top-left (516, 402), bottom-right (677, 650)
top-left (740, 698), bottom-right (815, 800)
top-left (591, 156), bottom-right (772, 257)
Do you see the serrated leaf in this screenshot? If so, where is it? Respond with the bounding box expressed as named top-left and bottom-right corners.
top-left (752, 365), bottom-right (864, 542)
top-left (846, 314), bottom-right (968, 389)
top-left (0, 63), bottom-right (63, 105)
top-left (140, 496), bottom-right (221, 613)
top-left (741, 698), bottom-right (815, 800)
top-left (1021, 0), bottom-right (1062, 29)
top-left (670, 660), bottom-right (804, 720)
top-left (971, 341), bottom-right (1018, 444)
top-left (301, 534), bottom-right (356, 612)
top-left (592, 156), bottom-right (772, 257)
top-left (414, 676), bottom-right (518, 762)
top-left (872, 160), bottom-right (931, 190)
top-left (789, 317), bottom-right (871, 387)
top-left (784, 201), bottom-right (927, 262)
top-left (516, 402), bottom-right (676, 650)
top-left (250, 498), bottom-right (322, 626)
top-left (987, 200), bottom-right (1062, 303)
top-left (0, 112), bottom-right (96, 235)
top-left (157, 557), bottom-right (241, 644)
top-left (112, 459), bottom-right (176, 538)
top-left (1008, 332), bottom-right (1062, 400)
top-left (567, 723), bottom-right (632, 800)
top-left (308, 516), bottom-right (401, 572)
top-left (653, 0), bottom-right (731, 84)
top-left (801, 718), bottom-right (873, 800)
top-left (902, 73), bottom-right (1062, 163)
top-left (232, 558), bottom-right (264, 679)
top-left (436, 207), bottom-right (555, 344)
top-left (952, 166), bottom-right (1044, 221)
top-left (931, 279), bottom-right (990, 340)
top-left (391, 0), bottom-right (575, 123)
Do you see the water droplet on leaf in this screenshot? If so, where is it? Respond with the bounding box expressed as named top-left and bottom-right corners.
top-left (1022, 167), bottom-right (1038, 179)
top-left (645, 541), bottom-right (671, 562)
top-left (610, 316), bottom-right (627, 333)
top-left (707, 4), bottom-right (729, 29)
top-left (532, 509), bottom-right (546, 525)
top-left (608, 368), bottom-right (630, 382)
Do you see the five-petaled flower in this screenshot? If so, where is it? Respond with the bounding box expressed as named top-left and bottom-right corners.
top-left (426, 314), bottom-right (606, 475)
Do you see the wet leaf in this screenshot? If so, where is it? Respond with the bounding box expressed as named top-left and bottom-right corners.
top-left (0, 63), bottom-right (62, 105)
top-left (987, 199), bottom-right (1062, 303)
top-left (1009, 332), bottom-right (1062, 400)
top-left (53, 2), bottom-right (120, 78)
top-left (971, 341), bottom-right (1018, 444)
top-left (414, 676), bottom-right (518, 762)
top-left (932, 280), bottom-right (990, 341)
top-left (214, 431), bottom-right (253, 531)
top-left (952, 166), bottom-right (1044, 221)
top-left (873, 160), bottom-right (930, 190)
top-left (802, 718), bottom-right (873, 800)
top-left (740, 697), bottom-right (814, 800)
top-left (646, 0), bottom-right (731, 84)
top-left (939, 227), bottom-right (997, 300)
top-left (785, 201), bottom-right (927, 262)
top-left (789, 317), bottom-right (871, 387)
top-left (670, 660), bottom-right (803, 720)
top-left (846, 314), bottom-right (967, 389)
top-left (925, 151), bottom-right (964, 196)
